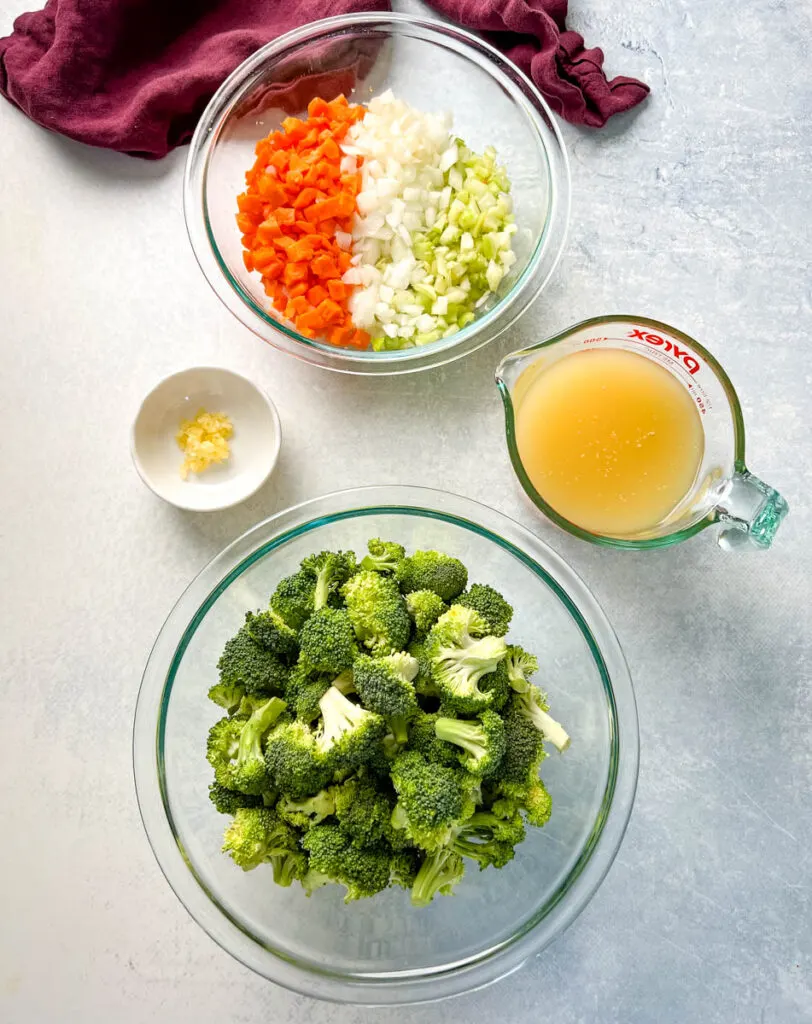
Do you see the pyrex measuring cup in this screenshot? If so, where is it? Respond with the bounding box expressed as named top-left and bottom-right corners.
top-left (495, 315), bottom-right (788, 550)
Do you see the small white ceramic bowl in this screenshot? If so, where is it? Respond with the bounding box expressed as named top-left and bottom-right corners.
top-left (131, 367), bottom-right (281, 511)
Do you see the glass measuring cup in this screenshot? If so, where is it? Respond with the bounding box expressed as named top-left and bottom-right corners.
top-left (495, 315), bottom-right (789, 550)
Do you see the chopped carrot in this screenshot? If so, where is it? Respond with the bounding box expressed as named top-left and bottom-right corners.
top-left (236, 94), bottom-right (368, 348)
top-left (327, 280), bottom-right (347, 301)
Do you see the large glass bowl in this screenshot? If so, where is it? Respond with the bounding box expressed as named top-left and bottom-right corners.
top-left (133, 487), bottom-right (637, 1004)
top-left (184, 14), bottom-right (570, 375)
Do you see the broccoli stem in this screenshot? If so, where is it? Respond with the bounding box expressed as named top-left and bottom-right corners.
top-left (530, 706), bottom-right (571, 752)
top-left (388, 716), bottom-right (410, 744)
top-left (410, 848), bottom-right (464, 907)
top-left (434, 717), bottom-right (487, 760)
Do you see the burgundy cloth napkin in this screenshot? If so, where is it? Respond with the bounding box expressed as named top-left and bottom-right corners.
top-left (0, 0), bottom-right (649, 159)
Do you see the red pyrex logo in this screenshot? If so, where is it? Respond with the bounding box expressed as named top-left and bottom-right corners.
top-left (627, 329), bottom-right (701, 375)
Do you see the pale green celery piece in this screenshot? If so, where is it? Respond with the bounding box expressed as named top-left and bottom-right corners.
top-left (440, 225), bottom-right (460, 245)
top-left (448, 199), bottom-right (465, 224)
top-left (415, 329), bottom-right (442, 345)
top-left (459, 312), bottom-right (475, 328)
top-left (371, 335), bottom-right (387, 352)
top-left (443, 325), bottom-right (460, 338)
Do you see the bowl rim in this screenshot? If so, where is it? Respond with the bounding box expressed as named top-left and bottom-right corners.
top-left (133, 486), bottom-right (639, 1004)
top-left (183, 13), bottom-right (571, 375)
top-left (130, 365), bottom-right (282, 512)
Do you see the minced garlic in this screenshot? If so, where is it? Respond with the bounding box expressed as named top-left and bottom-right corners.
top-left (176, 408), bottom-right (233, 479)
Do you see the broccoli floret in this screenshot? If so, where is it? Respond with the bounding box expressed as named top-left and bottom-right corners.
top-left (270, 849), bottom-right (309, 887)
top-left (207, 681), bottom-right (245, 715)
top-left (269, 569), bottom-right (318, 631)
top-left (301, 824), bottom-right (392, 902)
top-left (408, 711), bottom-right (459, 767)
top-left (408, 640), bottom-right (440, 701)
top-left (428, 634), bottom-right (507, 714)
top-left (315, 685), bottom-right (387, 769)
top-left (390, 848), bottom-right (421, 890)
top-left (427, 604), bottom-right (489, 648)
top-left (452, 835), bottom-right (516, 870)
top-left (494, 777), bottom-right (553, 828)
top-left (208, 781), bottom-right (263, 815)
top-left (230, 696), bottom-right (287, 794)
top-left (395, 550), bottom-right (468, 602)
top-left (334, 773), bottom-right (393, 847)
top-left (500, 693), bottom-right (547, 787)
top-left (284, 663), bottom-right (332, 723)
top-left (244, 609), bottom-right (299, 662)
top-left (300, 549), bottom-right (357, 610)
top-left (434, 710), bottom-right (506, 778)
top-left (516, 685), bottom-right (571, 753)
top-left (390, 750), bottom-right (475, 851)
top-left (405, 590), bottom-right (448, 639)
top-left (461, 808), bottom-right (526, 846)
top-left (217, 626), bottom-right (290, 696)
top-left (504, 645), bottom-right (539, 694)
top-left (478, 660), bottom-right (512, 711)
top-left (297, 607), bottom-right (357, 675)
top-left (276, 788), bottom-right (337, 829)
top-left (342, 570), bottom-right (411, 655)
top-left (222, 807), bottom-right (300, 872)
top-left (264, 719), bottom-right (333, 799)
top-left (353, 653), bottom-right (419, 729)
top-left (410, 846), bottom-right (466, 906)
top-left (453, 584), bottom-right (513, 637)
top-left (359, 537), bottom-right (405, 574)
top-left (206, 716), bottom-right (244, 790)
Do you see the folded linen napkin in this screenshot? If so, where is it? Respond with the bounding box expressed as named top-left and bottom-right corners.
top-left (0, 0), bottom-right (649, 158)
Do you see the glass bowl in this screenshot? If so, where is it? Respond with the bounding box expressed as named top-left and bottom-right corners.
top-left (133, 487), bottom-right (638, 1004)
top-left (184, 14), bottom-right (570, 375)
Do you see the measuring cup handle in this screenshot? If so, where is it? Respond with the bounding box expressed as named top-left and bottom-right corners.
top-left (716, 470), bottom-right (789, 550)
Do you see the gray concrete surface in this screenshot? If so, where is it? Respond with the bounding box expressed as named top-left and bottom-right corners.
top-left (1, 0), bottom-right (810, 1021)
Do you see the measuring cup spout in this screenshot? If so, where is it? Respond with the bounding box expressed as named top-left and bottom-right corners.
top-left (715, 471), bottom-right (789, 551)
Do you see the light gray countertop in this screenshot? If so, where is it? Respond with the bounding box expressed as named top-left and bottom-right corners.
top-left (1, 0), bottom-right (810, 1020)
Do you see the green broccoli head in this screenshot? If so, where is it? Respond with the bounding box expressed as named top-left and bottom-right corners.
top-left (452, 835), bottom-right (516, 870)
top-left (408, 640), bottom-right (440, 700)
top-left (264, 719), bottom-right (333, 799)
top-left (222, 807), bottom-right (300, 872)
top-left (244, 609), bottom-right (299, 662)
top-left (230, 696), bottom-right (287, 795)
top-left (333, 773), bottom-right (394, 848)
top-left (461, 807), bottom-right (526, 846)
top-left (315, 685), bottom-right (387, 770)
top-left (410, 846), bottom-right (466, 906)
top-left (516, 685), bottom-right (571, 753)
top-left (269, 570), bottom-right (318, 631)
top-left (207, 681), bottom-right (246, 715)
top-left (500, 693), bottom-right (547, 788)
top-left (427, 634), bottom-right (507, 714)
top-left (434, 710), bottom-right (506, 778)
top-left (300, 549), bottom-right (358, 610)
top-left (427, 604), bottom-right (489, 649)
top-left (395, 550), bottom-right (468, 602)
top-left (353, 652), bottom-right (419, 721)
top-left (504, 645), bottom-right (539, 694)
top-left (276, 787), bottom-right (337, 829)
top-left (208, 781), bottom-right (263, 815)
top-left (270, 849), bottom-right (309, 887)
top-left (408, 711), bottom-right (460, 768)
top-left (390, 848), bottom-right (421, 890)
top-left (217, 626), bottom-right (290, 697)
top-left (405, 590), bottom-right (448, 639)
top-left (301, 824), bottom-right (392, 902)
top-left (284, 662), bottom-right (332, 723)
top-left (206, 716), bottom-right (244, 790)
top-left (478, 660), bottom-right (512, 712)
top-left (453, 584), bottom-right (513, 637)
top-left (390, 750), bottom-right (475, 851)
top-left (342, 570), bottom-right (411, 656)
top-left (359, 537), bottom-right (406, 574)
top-left (495, 777), bottom-right (553, 828)
top-left (298, 607), bottom-right (357, 675)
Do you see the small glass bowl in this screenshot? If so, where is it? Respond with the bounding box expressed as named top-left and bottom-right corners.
top-left (184, 14), bottom-right (570, 375)
top-left (133, 487), bottom-right (638, 1004)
